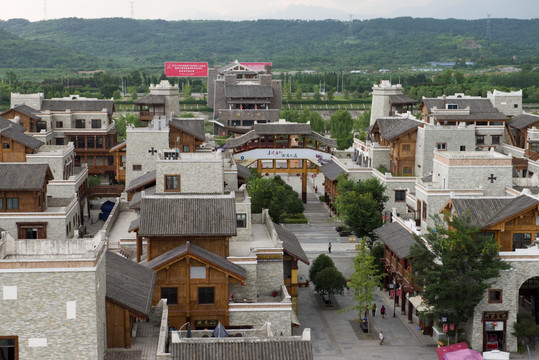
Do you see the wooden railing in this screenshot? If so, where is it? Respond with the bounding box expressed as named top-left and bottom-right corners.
top-left (87, 185), bottom-right (124, 198)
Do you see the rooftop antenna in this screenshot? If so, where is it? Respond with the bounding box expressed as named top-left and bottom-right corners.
top-left (44, 0), bottom-right (47, 20)
top-left (130, 1), bottom-right (135, 19)
top-left (486, 14), bottom-right (491, 40)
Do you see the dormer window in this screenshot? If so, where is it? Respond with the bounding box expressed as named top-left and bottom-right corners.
top-left (447, 104), bottom-right (458, 110)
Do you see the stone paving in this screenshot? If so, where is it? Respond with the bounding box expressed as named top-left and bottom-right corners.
top-left (105, 322), bottom-right (160, 360)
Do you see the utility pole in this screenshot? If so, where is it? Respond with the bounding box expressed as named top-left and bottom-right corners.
top-left (130, 1), bottom-right (135, 19)
top-left (486, 14), bottom-right (491, 40)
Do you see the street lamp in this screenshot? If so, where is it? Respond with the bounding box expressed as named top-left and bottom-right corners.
top-left (393, 283), bottom-right (397, 318)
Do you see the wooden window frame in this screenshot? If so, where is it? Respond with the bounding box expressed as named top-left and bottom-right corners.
top-left (402, 167), bottom-right (413, 176)
top-left (491, 135), bottom-right (501, 145)
top-left (2, 142), bottom-right (10, 149)
top-left (75, 119), bottom-right (86, 129)
top-left (16, 222), bottom-right (47, 239)
top-left (476, 135), bottom-right (485, 145)
top-left (236, 213), bottom-right (247, 228)
top-left (422, 201), bottom-right (428, 220)
top-left (488, 289), bottom-right (503, 304)
top-left (164, 175), bottom-right (181, 192)
top-left (402, 144), bottom-right (411, 152)
top-left (6, 198), bottom-right (18, 210)
top-left (436, 142), bottom-right (447, 151)
top-left (394, 190), bottom-right (406, 202)
top-left (198, 287), bottom-right (215, 305)
top-left (56, 121), bottom-right (63, 128)
top-left (132, 164), bottom-right (142, 171)
top-left (91, 119), bottom-right (102, 129)
top-left (0, 336), bottom-right (19, 360)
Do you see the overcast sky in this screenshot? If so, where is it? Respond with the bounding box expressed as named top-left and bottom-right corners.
top-left (2, 0), bottom-right (537, 22)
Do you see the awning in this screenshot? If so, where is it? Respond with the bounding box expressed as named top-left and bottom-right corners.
top-left (291, 310), bottom-right (301, 327)
top-left (408, 295), bottom-right (431, 312)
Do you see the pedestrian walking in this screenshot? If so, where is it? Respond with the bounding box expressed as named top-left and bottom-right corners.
top-left (328, 241), bottom-right (332, 254)
top-left (346, 281), bottom-right (350, 294)
top-left (379, 331), bottom-right (384, 345)
top-left (372, 303), bottom-right (376, 317)
top-left (380, 305), bottom-right (386, 319)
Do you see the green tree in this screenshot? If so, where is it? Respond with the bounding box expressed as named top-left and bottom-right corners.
top-left (409, 213), bottom-right (510, 343)
top-left (329, 109), bottom-right (354, 150)
top-left (348, 239), bottom-right (385, 332)
top-left (512, 313), bottom-right (537, 351)
top-left (313, 85), bottom-right (321, 101)
top-left (247, 175), bottom-right (304, 222)
top-left (295, 86), bottom-right (303, 101)
top-left (308, 253), bottom-right (335, 282)
top-left (280, 109), bottom-right (300, 123)
top-left (334, 175), bottom-right (387, 240)
top-left (115, 113), bottom-right (143, 140)
top-left (314, 266), bottom-right (347, 300)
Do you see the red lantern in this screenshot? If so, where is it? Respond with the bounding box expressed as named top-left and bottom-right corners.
top-left (265, 173), bottom-right (269, 176)
top-left (297, 173), bottom-right (300, 177)
top-left (241, 282), bottom-right (246, 286)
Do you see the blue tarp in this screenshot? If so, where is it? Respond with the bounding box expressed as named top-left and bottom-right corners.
top-left (100, 200), bottom-right (115, 221)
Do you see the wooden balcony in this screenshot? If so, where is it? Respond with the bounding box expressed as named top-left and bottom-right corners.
top-left (139, 110), bottom-right (165, 121)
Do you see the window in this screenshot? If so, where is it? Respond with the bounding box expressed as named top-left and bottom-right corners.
top-left (161, 287), bottom-right (178, 305)
top-left (87, 137), bottom-right (95, 148)
top-left (513, 233), bottom-right (531, 250)
top-left (403, 167), bottom-right (413, 176)
top-left (190, 266), bottom-right (206, 279)
top-left (0, 199), bottom-right (2, 210)
top-left (447, 104), bottom-right (458, 109)
top-left (96, 137), bottom-right (103, 148)
top-left (402, 144), bottom-right (411, 152)
top-left (198, 287), bottom-right (215, 305)
top-left (165, 175), bottom-right (180, 191)
top-left (395, 190), bottom-right (406, 202)
top-left (17, 222), bottom-right (46, 239)
top-left (56, 121), bottom-right (63, 128)
top-left (132, 164), bottom-right (142, 171)
top-left (422, 201), bottom-right (427, 220)
top-left (0, 336), bottom-right (18, 360)
top-left (36, 121), bottom-right (47, 132)
top-left (476, 135), bottom-right (485, 145)
top-left (77, 137), bottom-right (85, 149)
top-left (6, 198), bottom-right (18, 210)
top-left (182, 145), bottom-right (190, 152)
top-left (75, 119), bottom-right (85, 128)
top-left (55, 138), bottom-right (65, 145)
top-left (460, 145), bottom-right (466, 151)
top-left (436, 142), bottom-right (447, 151)
top-left (237, 213), bottom-right (247, 228)
top-left (514, 104), bottom-right (519, 108)
top-left (488, 289), bottom-right (503, 304)
top-left (2, 142), bottom-right (10, 149)
top-left (491, 135), bottom-right (501, 145)
top-left (91, 119), bottom-right (102, 129)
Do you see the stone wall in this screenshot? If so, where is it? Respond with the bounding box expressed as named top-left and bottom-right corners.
top-left (0, 256), bottom-right (105, 359)
top-left (229, 305), bottom-right (292, 336)
top-left (125, 126), bottom-right (169, 186)
top-left (256, 261), bottom-right (284, 297)
top-left (155, 155), bottom-right (223, 194)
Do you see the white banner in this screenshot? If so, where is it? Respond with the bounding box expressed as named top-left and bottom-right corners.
top-left (233, 148), bottom-right (331, 166)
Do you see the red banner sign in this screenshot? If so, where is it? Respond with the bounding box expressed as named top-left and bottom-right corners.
top-left (165, 62), bottom-right (208, 77)
top-left (240, 62), bottom-right (272, 71)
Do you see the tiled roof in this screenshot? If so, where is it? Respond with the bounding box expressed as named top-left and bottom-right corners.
top-left (171, 338), bottom-right (313, 360)
top-left (145, 242), bottom-right (246, 280)
top-left (41, 99), bottom-right (114, 114)
top-left (308, 131), bottom-right (338, 147)
top-left (0, 115), bottom-right (27, 133)
top-left (170, 119), bottom-right (205, 141)
top-left (0, 163), bottom-right (51, 190)
top-left (226, 125), bottom-right (337, 148)
top-left (451, 195), bottom-right (539, 228)
top-left (320, 161), bottom-right (345, 181)
top-left (8, 105), bottom-right (41, 121)
top-left (125, 170), bottom-right (157, 193)
top-left (236, 164), bottom-right (251, 179)
top-left (388, 94), bottom-right (418, 105)
top-left (373, 222), bottom-right (415, 259)
top-left (274, 224), bottom-right (309, 265)
top-left (134, 94), bottom-right (166, 105)
top-left (0, 122), bottom-right (44, 149)
top-left (106, 251), bottom-right (155, 319)
top-left (420, 98), bottom-right (507, 121)
top-left (109, 141), bottom-right (126, 152)
top-left (139, 195), bottom-right (237, 237)
top-left (225, 85), bottom-right (274, 98)
top-left (376, 117), bottom-right (423, 141)
top-left (129, 186), bottom-right (156, 210)
top-left (509, 113), bottom-right (539, 130)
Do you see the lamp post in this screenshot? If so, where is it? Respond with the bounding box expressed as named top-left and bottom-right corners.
top-left (393, 284), bottom-right (398, 318)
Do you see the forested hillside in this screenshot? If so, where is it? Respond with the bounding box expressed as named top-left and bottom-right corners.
top-left (0, 17), bottom-right (538, 71)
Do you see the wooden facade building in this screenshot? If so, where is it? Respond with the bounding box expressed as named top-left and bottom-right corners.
top-left (0, 163), bottom-right (52, 214)
top-left (169, 119), bottom-right (205, 153)
top-left (0, 116), bottom-right (44, 163)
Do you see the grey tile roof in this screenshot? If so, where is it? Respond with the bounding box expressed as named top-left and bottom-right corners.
top-left (274, 224), bottom-right (309, 265)
top-left (375, 117), bottom-right (423, 141)
top-left (134, 94), bottom-right (166, 105)
top-left (226, 126), bottom-right (337, 148)
top-left (145, 242), bottom-right (246, 280)
top-left (0, 163), bottom-right (51, 190)
top-left (320, 161), bottom-right (345, 181)
top-left (106, 251), bottom-right (155, 319)
top-left (125, 170), bottom-right (157, 193)
top-left (41, 99), bottom-right (114, 115)
top-left (0, 122), bottom-right (44, 149)
top-left (129, 186), bottom-right (156, 210)
top-left (509, 113), bottom-right (539, 130)
top-left (8, 105), bottom-right (41, 121)
top-left (236, 164), bottom-right (251, 179)
top-left (225, 85), bottom-right (273, 98)
top-left (0, 115), bottom-right (27, 133)
top-left (139, 195), bottom-right (237, 237)
top-left (450, 195), bottom-right (539, 228)
top-left (420, 98), bottom-right (507, 121)
top-left (170, 119), bottom-right (205, 141)
top-left (171, 338), bottom-right (313, 360)
top-left (373, 222), bottom-right (415, 259)
top-left (388, 94), bottom-right (418, 105)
